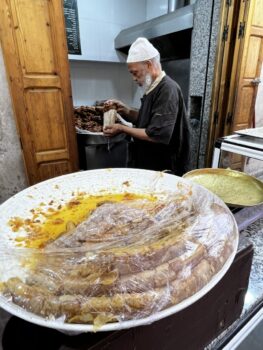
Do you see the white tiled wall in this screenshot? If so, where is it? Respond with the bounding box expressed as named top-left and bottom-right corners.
top-left (70, 60), bottom-right (141, 108)
top-left (69, 0), bottom-right (147, 62)
top-left (69, 1), bottom-right (181, 109)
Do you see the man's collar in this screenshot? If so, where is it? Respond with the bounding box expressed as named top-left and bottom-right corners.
top-left (145, 71), bottom-right (166, 95)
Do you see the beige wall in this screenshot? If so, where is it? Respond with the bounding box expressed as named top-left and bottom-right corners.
top-left (0, 45), bottom-right (27, 204)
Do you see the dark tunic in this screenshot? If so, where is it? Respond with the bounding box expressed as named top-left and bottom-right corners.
top-left (131, 75), bottom-right (191, 176)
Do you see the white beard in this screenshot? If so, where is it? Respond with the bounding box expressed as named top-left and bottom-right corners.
top-left (140, 73), bottom-right (153, 94)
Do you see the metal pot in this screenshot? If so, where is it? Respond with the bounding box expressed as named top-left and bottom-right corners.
top-left (76, 132), bottom-right (129, 170)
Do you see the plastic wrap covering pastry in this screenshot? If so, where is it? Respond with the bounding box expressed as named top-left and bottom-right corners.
top-left (0, 169), bottom-right (238, 331)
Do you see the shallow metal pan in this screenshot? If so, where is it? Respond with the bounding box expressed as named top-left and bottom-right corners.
top-left (183, 168), bottom-right (263, 207)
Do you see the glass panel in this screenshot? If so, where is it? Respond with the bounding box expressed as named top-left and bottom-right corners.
top-left (219, 151), bottom-right (263, 180)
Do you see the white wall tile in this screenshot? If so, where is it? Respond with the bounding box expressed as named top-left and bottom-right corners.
top-left (146, 0), bottom-right (167, 20)
top-left (69, 61), bottom-right (140, 107)
top-left (78, 0), bottom-right (112, 21)
top-left (70, 0), bottom-right (147, 62)
top-left (112, 0), bottom-right (147, 26)
top-left (71, 18), bottom-right (130, 62)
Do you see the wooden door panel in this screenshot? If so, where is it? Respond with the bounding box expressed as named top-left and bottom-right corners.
top-left (244, 36), bottom-right (261, 77)
top-left (11, 0), bottom-right (56, 74)
top-left (39, 161), bottom-right (71, 180)
top-left (222, 152), bottom-right (245, 172)
top-left (252, 0), bottom-right (263, 26)
top-left (25, 89), bottom-right (67, 151)
top-left (23, 76), bottom-right (61, 89)
top-left (0, 0), bottom-right (78, 184)
top-left (36, 150), bottom-right (69, 163)
top-left (230, 153), bottom-right (243, 164)
top-left (234, 85), bottom-right (255, 128)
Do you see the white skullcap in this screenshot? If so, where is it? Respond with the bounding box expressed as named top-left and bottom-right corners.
top-left (127, 37), bottom-right (159, 63)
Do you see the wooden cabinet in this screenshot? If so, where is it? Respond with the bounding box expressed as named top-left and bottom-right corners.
top-left (0, 0), bottom-right (78, 185)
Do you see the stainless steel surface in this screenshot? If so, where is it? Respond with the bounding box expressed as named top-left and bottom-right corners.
top-left (212, 135), bottom-right (263, 168)
top-left (221, 143), bottom-right (263, 161)
top-left (221, 134), bottom-right (263, 160)
top-left (168, 0), bottom-right (185, 12)
top-left (115, 4), bottom-right (194, 54)
top-left (76, 133), bottom-right (129, 170)
top-left (76, 131), bottom-right (126, 145)
top-left (234, 128), bottom-right (263, 139)
top-left (234, 204), bottom-right (263, 231)
top-left (168, 0), bottom-right (176, 12)
top-left (222, 306), bottom-right (263, 350)
top-left (212, 147), bottom-right (221, 168)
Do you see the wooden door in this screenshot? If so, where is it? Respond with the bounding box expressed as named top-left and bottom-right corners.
top-left (229, 0), bottom-right (263, 134)
top-left (206, 0), bottom-right (250, 166)
top-left (0, 0), bottom-right (78, 185)
top-left (224, 0), bottom-right (263, 170)
top-left (206, 0), bottom-right (263, 169)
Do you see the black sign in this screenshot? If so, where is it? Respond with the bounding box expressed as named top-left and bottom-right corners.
top-left (63, 0), bottom-right (82, 55)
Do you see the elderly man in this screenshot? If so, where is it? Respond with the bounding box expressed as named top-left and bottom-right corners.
top-left (103, 37), bottom-right (191, 176)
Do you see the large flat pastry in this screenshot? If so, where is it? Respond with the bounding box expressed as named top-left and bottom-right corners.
top-left (0, 169), bottom-right (238, 331)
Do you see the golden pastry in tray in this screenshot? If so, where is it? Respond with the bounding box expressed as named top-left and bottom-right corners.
top-left (0, 169), bottom-right (238, 331)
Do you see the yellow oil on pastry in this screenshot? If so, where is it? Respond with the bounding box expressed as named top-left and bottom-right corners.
top-left (9, 193), bottom-right (156, 248)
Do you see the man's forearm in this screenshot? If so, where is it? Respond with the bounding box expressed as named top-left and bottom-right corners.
top-left (120, 125), bottom-right (155, 142)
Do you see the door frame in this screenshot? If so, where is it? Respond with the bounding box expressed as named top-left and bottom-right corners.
top-left (206, 0), bottom-right (251, 166)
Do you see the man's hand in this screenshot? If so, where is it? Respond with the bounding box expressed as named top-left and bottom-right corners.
top-left (103, 124), bottom-right (124, 137)
top-left (104, 99), bottom-right (130, 116)
top-left (104, 99), bottom-right (138, 122)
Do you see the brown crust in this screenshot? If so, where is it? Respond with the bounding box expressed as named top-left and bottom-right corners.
top-left (2, 257), bottom-right (216, 322)
top-left (26, 243), bottom-right (207, 296)
top-left (1, 198), bottom-right (236, 325)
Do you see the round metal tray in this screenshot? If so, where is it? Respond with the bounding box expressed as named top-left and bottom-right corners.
top-left (183, 168), bottom-right (263, 207)
top-left (0, 168), bottom-right (238, 333)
